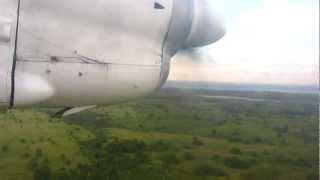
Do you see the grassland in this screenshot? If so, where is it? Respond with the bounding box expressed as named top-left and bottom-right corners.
top-left (0, 89), bottom-right (318, 180)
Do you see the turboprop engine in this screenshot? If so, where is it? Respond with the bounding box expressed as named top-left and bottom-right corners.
top-left (0, 0), bottom-right (225, 114)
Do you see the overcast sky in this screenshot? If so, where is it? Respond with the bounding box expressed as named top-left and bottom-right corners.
top-left (169, 0), bottom-right (319, 85)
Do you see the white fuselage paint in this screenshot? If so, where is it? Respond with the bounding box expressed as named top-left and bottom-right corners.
top-left (0, 0), bottom-right (16, 106)
top-left (0, 0), bottom-right (225, 108)
top-left (15, 62), bottom-right (161, 107)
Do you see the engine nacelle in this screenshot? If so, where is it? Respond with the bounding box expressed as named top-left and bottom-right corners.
top-left (0, 0), bottom-right (225, 108)
top-left (0, 4), bottom-right (16, 108)
top-left (184, 0), bottom-right (225, 48)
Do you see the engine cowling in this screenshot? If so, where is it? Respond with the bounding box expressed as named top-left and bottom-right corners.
top-left (184, 0), bottom-right (225, 48)
top-left (159, 0), bottom-right (226, 87)
top-left (1, 0), bottom-right (226, 108)
top-left (0, 14), bottom-right (16, 108)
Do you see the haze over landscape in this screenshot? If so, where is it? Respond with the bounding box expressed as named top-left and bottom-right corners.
top-left (0, 1), bottom-right (318, 180)
top-left (170, 0), bottom-right (319, 86)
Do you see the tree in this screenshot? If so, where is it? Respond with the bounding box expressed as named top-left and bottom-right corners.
top-left (230, 148), bottom-right (242, 155)
top-left (33, 165), bottom-right (51, 180)
top-left (193, 164), bottom-right (227, 177)
top-left (183, 152), bottom-right (195, 161)
top-left (35, 148), bottom-right (43, 158)
top-left (224, 156), bottom-right (252, 169)
top-left (192, 136), bottom-right (204, 146)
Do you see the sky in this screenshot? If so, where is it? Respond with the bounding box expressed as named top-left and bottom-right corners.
top-left (169, 0), bottom-right (319, 86)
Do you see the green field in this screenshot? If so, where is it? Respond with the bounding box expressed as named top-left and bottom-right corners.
top-left (0, 89), bottom-right (318, 180)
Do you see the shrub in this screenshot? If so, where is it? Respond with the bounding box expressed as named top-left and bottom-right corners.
top-left (28, 158), bottom-right (39, 170)
top-left (60, 154), bottom-right (66, 161)
top-left (192, 136), bottom-right (204, 146)
top-left (211, 154), bottom-right (221, 160)
top-left (23, 152), bottom-right (30, 158)
top-left (33, 165), bottom-right (51, 180)
top-left (273, 125), bottom-right (288, 135)
top-left (273, 153), bottom-right (291, 163)
top-left (240, 165), bottom-right (281, 180)
top-left (247, 151), bottom-right (259, 157)
top-left (134, 151), bottom-right (149, 163)
top-left (252, 136), bottom-right (263, 143)
top-left (65, 159), bottom-right (71, 166)
top-left (293, 158), bottom-right (310, 167)
top-left (107, 139), bottom-right (146, 154)
top-left (35, 148), bottom-right (43, 158)
top-left (149, 140), bottom-right (170, 151)
top-left (193, 114), bottom-right (202, 121)
top-left (160, 153), bottom-right (180, 165)
top-left (47, 137), bottom-right (55, 144)
top-left (183, 144), bottom-right (191, 149)
top-left (230, 148), bottom-right (242, 155)
top-left (227, 131), bottom-right (243, 143)
top-left (193, 164), bottom-right (227, 177)
top-left (1, 145), bottom-right (8, 152)
top-left (43, 158), bottom-right (49, 165)
top-left (211, 129), bottom-right (217, 137)
top-left (307, 172), bottom-right (319, 180)
top-left (183, 152), bottom-right (195, 161)
top-left (224, 156), bottom-right (252, 169)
